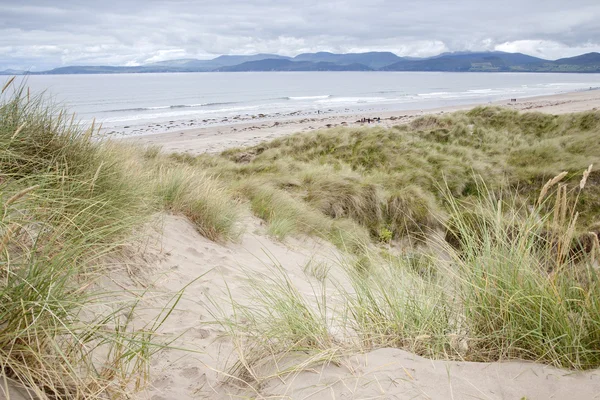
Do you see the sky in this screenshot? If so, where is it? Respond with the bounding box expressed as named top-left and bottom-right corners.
top-left (1, 0), bottom-right (600, 71)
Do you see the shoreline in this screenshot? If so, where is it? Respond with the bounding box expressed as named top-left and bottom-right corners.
top-left (124, 88), bottom-right (600, 154)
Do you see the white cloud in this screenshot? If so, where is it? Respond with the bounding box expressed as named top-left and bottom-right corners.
top-left (495, 40), bottom-right (600, 60)
top-left (1, 0), bottom-right (600, 70)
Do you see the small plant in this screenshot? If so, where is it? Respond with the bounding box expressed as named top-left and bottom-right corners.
top-left (378, 227), bottom-right (393, 243)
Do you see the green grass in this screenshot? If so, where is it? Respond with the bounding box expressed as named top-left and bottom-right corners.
top-left (194, 107), bottom-right (600, 384)
top-left (0, 81), bottom-right (242, 398)
top-left (155, 165), bottom-right (242, 241)
top-left (191, 107), bottom-right (600, 245)
top-left (213, 175), bottom-right (600, 389)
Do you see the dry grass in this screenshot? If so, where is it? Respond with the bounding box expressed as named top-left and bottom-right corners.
top-left (196, 108), bottom-right (600, 385)
top-left (188, 107), bottom-right (600, 247)
top-left (213, 171), bottom-right (600, 389)
top-left (4, 74), bottom-right (600, 396)
top-left (0, 80), bottom-right (242, 398)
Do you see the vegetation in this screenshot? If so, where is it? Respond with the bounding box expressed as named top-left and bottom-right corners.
top-left (0, 80), bottom-right (240, 398)
top-left (2, 75), bottom-right (600, 397)
top-left (216, 175), bottom-right (600, 390)
top-left (199, 107), bottom-right (600, 385)
top-left (192, 106), bottom-right (600, 243)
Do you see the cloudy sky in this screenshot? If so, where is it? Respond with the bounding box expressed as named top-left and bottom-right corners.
top-left (1, 0), bottom-right (600, 70)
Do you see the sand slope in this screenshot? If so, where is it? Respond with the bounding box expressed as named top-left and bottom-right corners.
top-left (130, 214), bottom-right (344, 399)
top-left (124, 214), bottom-right (600, 400)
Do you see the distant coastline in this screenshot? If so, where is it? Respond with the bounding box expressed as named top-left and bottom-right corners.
top-left (3, 51), bottom-right (600, 75)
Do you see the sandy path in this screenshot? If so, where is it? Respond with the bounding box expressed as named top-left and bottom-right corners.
top-left (124, 89), bottom-right (600, 155)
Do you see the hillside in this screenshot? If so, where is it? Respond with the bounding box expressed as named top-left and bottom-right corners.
top-left (383, 51), bottom-right (600, 72)
top-left (292, 51), bottom-right (405, 69)
top-left (215, 58), bottom-right (372, 71)
top-left (11, 51), bottom-right (600, 74)
top-left (150, 105), bottom-right (600, 398)
top-left (382, 51), bottom-right (547, 71)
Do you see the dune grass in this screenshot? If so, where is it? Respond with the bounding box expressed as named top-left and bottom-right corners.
top-left (0, 81), bottom-right (243, 398)
top-left (4, 75), bottom-right (600, 395)
top-left (155, 165), bottom-right (242, 241)
top-left (214, 172), bottom-right (599, 391)
top-left (191, 108), bottom-right (600, 386)
top-left (188, 107), bottom-right (600, 248)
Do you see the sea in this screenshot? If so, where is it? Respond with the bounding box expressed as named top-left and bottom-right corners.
top-left (11, 72), bottom-right (600, 136)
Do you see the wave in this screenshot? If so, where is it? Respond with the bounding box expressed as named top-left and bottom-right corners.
top-left (417, 91), bottom-right (453, 97)
top-left (103, 101), bottom-right (241, 113)
top-left (467, 89), bottom-right (495, 94)
top-left (315, 96), bottom-right (394, 104)
top-left (286, 95), bottom-right (332, 100)
top-left (199, 101), bottom-right (240, 107)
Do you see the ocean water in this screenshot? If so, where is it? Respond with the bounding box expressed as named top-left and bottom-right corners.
top-left (13, 72), bottom-right (600, 135)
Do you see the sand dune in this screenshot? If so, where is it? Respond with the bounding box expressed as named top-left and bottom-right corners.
top-left (116, 214), bottom-right (600, 400)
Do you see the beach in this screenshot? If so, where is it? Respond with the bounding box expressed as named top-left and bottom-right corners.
top-left (126, 88), bottom-right (600, 154)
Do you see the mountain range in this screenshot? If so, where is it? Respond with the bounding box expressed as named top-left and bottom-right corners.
top-left (3, 51), bottom-right (600, 75)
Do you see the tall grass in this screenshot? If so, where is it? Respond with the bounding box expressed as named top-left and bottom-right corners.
top-left (212, 169), bottom-right (600, 385)
top-left (0, 81), bottom-right (241, 398)
top-left (213, 265), bottom-right (339, 385)
top-left (444, 173), bottom-right (600, 368)
top-left (0, 83), bottom-right (160, 398)
top-left (155, 165), bottom-right (242, 241)
top-left (205, 107), bottom-right (600, 240)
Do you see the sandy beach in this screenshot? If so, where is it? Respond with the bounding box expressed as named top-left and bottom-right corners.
top-left (125, 89), bottom-right (600, 154)
top-left (5, 1), bottom-right (600, 398)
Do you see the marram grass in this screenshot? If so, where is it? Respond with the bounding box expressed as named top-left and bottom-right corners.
top-left (212, 173), bottom-right (600, 391)
top-left (0, 80), bottom-right (242, 398)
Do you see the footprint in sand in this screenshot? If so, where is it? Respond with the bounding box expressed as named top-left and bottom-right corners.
top-left (153, 374), bottom-right (173, 389)
top-left (212, 265), bottom-right (233, 276)
top-left (180, 366), bottom-right (202, 379)
top-left (189, 327), bottom-right (211, 339)
top-left (185, 247), bottom-right (204, 257)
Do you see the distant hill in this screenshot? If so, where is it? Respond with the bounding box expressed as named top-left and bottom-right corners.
top-left (215, 59), bottom-right (372, 72)
top-left (429, 51), bottom-right (546, 64)
top-left (555, 52), bottom-right (600, 66)
top-left (145, 54), bottom-right (291, 71)
top-left (0, 69), bottom-right (25, 75)
top-left (538, 53), bottom-right (600, 72)
top-left (383, 51), bottom-right (600, 73)
top-left (383, 52), bottom-right (548, 72)
top-left (145, 59), bottom-right (223, 71)
top-left (293, 52), bottom-right (404, 69)
top-left (211, 54), bottom-right (290, 66)
top-left (8, 51), bottom-right (600, 74)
